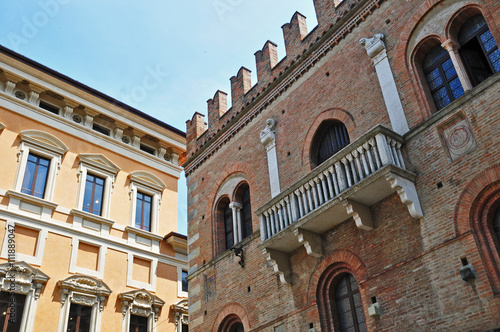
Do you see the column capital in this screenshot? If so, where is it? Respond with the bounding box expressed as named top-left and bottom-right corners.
top-left (360, 33), bottom-right (385, 59)
top-left (441, 39), bottom-right (459, 52)
top-left (229, 202), bottom-right (243, 210)
top-left (260, 118), bottom-right (276, 150)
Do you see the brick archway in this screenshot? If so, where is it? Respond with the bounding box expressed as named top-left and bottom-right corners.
top-left (454, 163), bottom-right (500, 293)
top-left (301, 108), bottom-right (356, 170)
top-left (212, 303), bottom-right (250, 332)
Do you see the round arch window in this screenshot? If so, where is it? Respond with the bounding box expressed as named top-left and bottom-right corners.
top-left (312, 120), bottom-right (350, 166)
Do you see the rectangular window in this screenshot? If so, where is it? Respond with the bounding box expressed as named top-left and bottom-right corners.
top-left (182, 270), bottom-right (188, 292)
top-left (39, 101), bottom-right (59, 114)
top-left (139, 144), bottom-right (156, 155)
top-left (135, 192), bottom-right (152, 231)
top-left (21, 153), bottom-right (50, 198)
top-left (92, 123), bottom-right (111, 136)
top-left (82, 174), bottom-right (105, 215)
top-left (0, 291), bottom-right (26, 332)
top-left (182, 324), bottom-right (189, 332)
top-left (67, 303), bottom-right (92, 332)
top-left (130, 314), bottom-right (148, 332)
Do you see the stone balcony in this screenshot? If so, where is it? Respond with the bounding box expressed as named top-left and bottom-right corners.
top-left (255, 125), bottom-right (423, 283)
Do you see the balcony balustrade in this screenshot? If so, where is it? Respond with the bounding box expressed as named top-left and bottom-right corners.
top-left (255, 125), bottom-right (423, 284)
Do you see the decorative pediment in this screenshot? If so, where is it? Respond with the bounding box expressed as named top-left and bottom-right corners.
top-left (78, 153), bottom-right (120, 175)
top-left (20, 129), bottom-right (69, 155)
top-left (0, 261), bottom-right (50, 297)
top-left (58, 274), bottom-right (111, 297)
top-left (171, 299), bottom-right (189, 325)
top-left (120, 289), bottom-right (165, 320)
top-left (130, 171), bottom-right (167, 191)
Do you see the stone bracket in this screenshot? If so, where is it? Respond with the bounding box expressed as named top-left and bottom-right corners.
top-left (263, 248), bottom-right (292, 284)
top-left (385, 173), bottom-right (423, 219)
top-left (343, 199), bottom-right (374, 231)
top-left (294, 228), bottom-right (323, 257)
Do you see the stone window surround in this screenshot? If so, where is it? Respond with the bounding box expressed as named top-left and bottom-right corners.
top-left (0, 220), bottom-right (48, 266)
top-left (177, 266), bottom-right (188, 298)
top-left (0, 261), bottom-right (50, 332)
top-left (75, 154), bottom-right (121, 219)
top-left (126, 252), bottom-right (158, 292)
top-left (13, 130), bottom-right (69, 202)
top-left (128, 171), bottom-right (166, 236)
top-left (56, 275), bottom-right (111, 332)
top-left (119, 289), bottom-right (165, 332)
top-left (68, 237), bottom-right (107, 279)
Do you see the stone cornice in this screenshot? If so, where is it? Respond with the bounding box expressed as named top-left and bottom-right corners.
top-left (184, 0), bottom-right (385, 176)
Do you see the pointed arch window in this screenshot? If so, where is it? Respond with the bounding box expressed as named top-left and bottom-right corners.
top-left (224, 202), bottom-right (234, 250)
top-left (313, 121), bottom-right (350, 166)
top-left (423, 45), bottom-right (464, 110)
top-left (458, 14), bottom-right (500, 86)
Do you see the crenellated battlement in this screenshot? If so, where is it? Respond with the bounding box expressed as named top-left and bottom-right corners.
top-left (186, 0), bottom-right (368, 159)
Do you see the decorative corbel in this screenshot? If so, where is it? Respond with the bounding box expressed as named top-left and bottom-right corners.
top-left (294, 228), bottom-right (322, 257)
top-left (385, 173), bottom-right (423, 219)
top-left (263, 248), bottom-right (292, 284)
top-left (343, 199), bottom-right (374, 231)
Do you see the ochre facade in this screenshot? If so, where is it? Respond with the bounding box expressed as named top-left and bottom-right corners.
top-left (0, 46), bottom-right (188, 332)
top-left (185, 0), bottom-right (500, 331)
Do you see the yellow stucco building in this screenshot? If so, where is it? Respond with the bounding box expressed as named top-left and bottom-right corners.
top-left (0, 46), bottom-right (188, 332)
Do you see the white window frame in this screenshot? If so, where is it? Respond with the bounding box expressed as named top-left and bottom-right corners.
top-left (129, 171), bottom-right (166, 235)
top-left (56, 275), bottom-right (111, 332)
top-left (0, 261), bottom-right (49, 332)
top-left (126, 252), bottom-right (157, 291)
top-left (13, 130), bottom-right (69, 202)
top-left (119, 289), bottom-right (164, 332)
top-left (75, 154), bottom-right (120, 219)
top-left (68, 238), bottom-right (107, 279)
top-left (0, 220), bottom-right (48, 266)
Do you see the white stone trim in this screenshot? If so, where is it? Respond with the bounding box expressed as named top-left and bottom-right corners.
top-left (56, 275), bottom-right (111, 332)
top-left (13, 130), bottom-right (68, 201)
top-left (69, 237), bottom-right (107, 279)
top-left (0, 121), bottom-right (5, 132)
top-left (75, 154), bottom-right (120, 219)
top-left (0, 220), bottom-right (48, 266)
top-left (6, 190), bottom-right (58, 221)
top-left (177, 266), bottom-right (188, 298)
top-left (126, 252), bottom-right (157, 292)
top-left (119, 289), bottom-right (164, 332)
top-left (0, 261), bottom-right (50, 332)
top-left (260, 118), bottom-right (281, 197)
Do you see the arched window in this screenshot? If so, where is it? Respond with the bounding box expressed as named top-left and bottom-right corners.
top-left (313, 120), bottom-right (350, 166)
top-left (494, 206), bottom-right (500, 251)
top-left (422, 45), bottom-right (464, 110)
top-left (218, 314), bottom-right (244, 332)
top-left (234, 182), bottom-right (253, 241)
top-left (458, 14), bottom-right (500, 87)
top-left (332, 274), bottom-right (366, 332)
top-left (224, 202), bottom-right (234, 249)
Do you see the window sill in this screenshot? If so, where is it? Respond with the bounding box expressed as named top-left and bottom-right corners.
top-left (6, 190), bottom-right (58, 219)
top-left (126, 226), bottom-right (164, 252)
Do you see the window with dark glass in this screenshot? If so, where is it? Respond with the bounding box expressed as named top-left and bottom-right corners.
top-left (130, 314), bottom-right (148, 332)
top-left (67, 303), bottom-right (92, 332)
top-left (241, 186), bottom-right (252, 239)
top-left (182, 324), bottom-right (189, 332)
top-left (21, 153), bottom-right (50, 198)
top-left (182, 270), bottom-right (188, 292)
top-left (224, 203), bottom-right (234, 250)
top-left (494, 206), bottom-right (500, 249)
top-left (314, 121), bottom-right (350, 165)
top-left (135, 192), bottom-right (152, 231)
top-left (423, 45), bottom-right (464, 110)
top-left (229, 323), bottom-right (244, 332)
top-left (140, 144), bottom-right (156, 155)
top-left (82, 174), bottom-right (105, 215)
top-left (0, 292), bottom-right (25, 332)
top-left (332, 274), bottom-right (366, 332)
top-left (92, 123), bottom-right (111, 136)
top-left (39, 101), bottom-right (59, 114)
top-left (459, 14), bottom-right (500, 87)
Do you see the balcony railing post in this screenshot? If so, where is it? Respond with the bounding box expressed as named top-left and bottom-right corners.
top-left (260, 215), bottom-right (267, 241)
top-left (335, 161), bottom-right (347, 192)
top-left (290, 192), bottom-right (300, 222)
top-left (375, 132), bottom-right (395, 166)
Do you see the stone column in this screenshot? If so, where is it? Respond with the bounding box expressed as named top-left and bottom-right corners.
top-left (360, 34), bottom-right (410, 135)
top-left (229, 202), bottom-right (243, 243)
top-left (441, 39), bottom-right (473, 91)
top-left (260, 118), bottom-right (281, 198)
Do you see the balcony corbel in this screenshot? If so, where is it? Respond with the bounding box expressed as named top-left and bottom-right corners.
top-left (294, 229), bottom-right (323, 257)
top-left (385, 173), bottom-right (423, 219)
top-left (343, 199), bottom-right (374, 231)
top-left (263, 248), bottom-right (292, 284)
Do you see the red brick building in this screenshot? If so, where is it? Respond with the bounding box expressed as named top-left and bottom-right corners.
top-left (184, 0), bottom-right (500, 331)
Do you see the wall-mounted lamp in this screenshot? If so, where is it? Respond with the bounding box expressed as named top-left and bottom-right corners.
top-left (231, 246), bottom-right (244, 267)
top-left (460, 257), bottom-right (476, 281)
top-left (368, 296), bottom-right (382, 318)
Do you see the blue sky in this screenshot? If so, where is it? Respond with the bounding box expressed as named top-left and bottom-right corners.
top-left (0, 0), bottom-right (318, 234)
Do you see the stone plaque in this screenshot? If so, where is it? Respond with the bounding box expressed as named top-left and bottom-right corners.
top-left (439, 113), bottom-right (477, 161)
